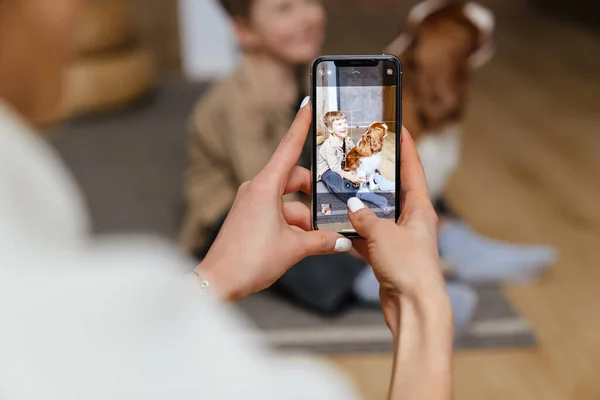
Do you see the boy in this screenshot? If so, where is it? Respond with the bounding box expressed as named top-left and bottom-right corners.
top-left (317, 111), bottom-right (390, 211)
top-left (317, 111), bottom-right (362, 202)
top-left (180, 0), bottom-right (370, 315)
top-left (180, 0), bottom-right (326, 256)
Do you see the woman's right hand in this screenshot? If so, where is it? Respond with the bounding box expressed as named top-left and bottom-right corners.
top-left (347, 127), bottom-right (450, 337)
top-left (348, 128), bottom-right (453, 399)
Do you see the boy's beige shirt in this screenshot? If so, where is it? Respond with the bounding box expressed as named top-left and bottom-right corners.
top-left (180, 56), bottom-right (299, 252)
top-left (316, 135), bottom-right (355, 181)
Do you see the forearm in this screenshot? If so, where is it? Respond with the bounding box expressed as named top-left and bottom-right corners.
top-left (389, 286), bottom-right (453, 400)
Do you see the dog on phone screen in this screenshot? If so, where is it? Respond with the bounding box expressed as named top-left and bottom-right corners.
top-left (344, 122), bottom-right (389, 192)
top-left (386, 0), bottom-right (494, 200)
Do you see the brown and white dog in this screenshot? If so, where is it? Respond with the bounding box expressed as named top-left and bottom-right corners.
top-left (386, 0), bottom-right (495, 200)
top-left (345, 122), bottom-right (389, 192)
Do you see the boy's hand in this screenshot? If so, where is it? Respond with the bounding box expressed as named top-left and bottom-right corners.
top-left (197, 98), bottom-right (352, 302)
top-left (348, 173), bottom-right (367, 183)
top-left (345, 171), bottom-right (366, 184)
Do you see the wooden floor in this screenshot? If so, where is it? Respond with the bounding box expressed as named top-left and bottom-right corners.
top-left (322, 11), bottom-right (600, 400)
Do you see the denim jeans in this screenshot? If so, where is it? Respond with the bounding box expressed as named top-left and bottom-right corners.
top-left (322, 170), bottom-right (389, 212)
top-left (358, 191), bottom-right (389, 211)
top-left (374, 174), bottom-right (395, 191)
top-left (321, 169), bottom-right (358, 203)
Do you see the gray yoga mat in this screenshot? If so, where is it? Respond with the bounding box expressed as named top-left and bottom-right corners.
top-left (238, 285), bottom-right (536, 354)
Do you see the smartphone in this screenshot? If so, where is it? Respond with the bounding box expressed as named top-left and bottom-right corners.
top-left (311, 55), bottom-right (401, 236)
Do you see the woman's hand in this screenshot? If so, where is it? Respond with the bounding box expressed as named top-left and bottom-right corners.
top-left (347, 127), bottom-right (450, 335)
top-left (347, 128), bottom-right (453, 399)
top-left (196, 99), bottom-right (352, 303)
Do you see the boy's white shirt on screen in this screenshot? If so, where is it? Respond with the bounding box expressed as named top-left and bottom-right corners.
top-left (0, 101), bottom-right (359, 400)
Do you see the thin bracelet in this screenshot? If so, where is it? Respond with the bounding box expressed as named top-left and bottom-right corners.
top-left (190, 269), bottom-right (212, 299)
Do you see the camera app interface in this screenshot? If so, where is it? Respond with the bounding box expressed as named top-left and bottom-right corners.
top-left (314, 60), bottom-right (399, 233)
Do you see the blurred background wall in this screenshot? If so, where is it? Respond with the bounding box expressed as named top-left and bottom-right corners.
top-left (177, 0), bottom-right (237, 80)
top-left (122, 0), bottom-right (597, 78)
top-left (124, 0), bottom-right (529, 77)
top-left (122, 0), bottom-right (599, 79)
top-left (125, 0), bottom-right (181, 72)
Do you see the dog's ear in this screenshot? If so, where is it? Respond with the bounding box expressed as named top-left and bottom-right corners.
top-left (367, 127), bottom-right (384, 153)
top-left (354, 127), bottom-right (371, 156)
top-left (362, 125), bottom-right (373, 141)
top-left (463, 2), bottom-right (495, 69)
top-left (381, 123), bottom-right (389, 137)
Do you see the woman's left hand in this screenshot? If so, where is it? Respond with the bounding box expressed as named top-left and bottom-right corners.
top-left (196, 99), bottom-right (352, 302)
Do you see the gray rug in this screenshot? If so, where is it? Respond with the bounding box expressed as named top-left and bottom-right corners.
top-left (48, 80), bottom-right (536, 353)
top-left (48, 79), bottom-right (203, 238)
top-left (239, 286), bottom-right (536, 354)
top-left (317, 191), bottom-right (395, 224)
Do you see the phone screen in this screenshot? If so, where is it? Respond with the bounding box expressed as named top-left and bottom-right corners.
top-left (312, 57), bottom-right (401, 234)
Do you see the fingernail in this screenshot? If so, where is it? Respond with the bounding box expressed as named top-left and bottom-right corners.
top-left (348, 197), bottom-right (365, 213)
top-left (334, 238), bottom-right (352, 252)
top-left (299, 96), bottom-right (310, 110)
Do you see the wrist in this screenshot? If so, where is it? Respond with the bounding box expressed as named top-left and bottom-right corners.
top-left (397, 261), bottom-right (447, 302)
top-left (403, 273), bottom-right (449, 313)
top-left (400, 286), bottom-right (453, 342)
top-left (195, 258), bottom-right (242, 304)
top-left (389, 288), bottom-right (453, 398)
top-left (385, 272), bottom-right (452, 340)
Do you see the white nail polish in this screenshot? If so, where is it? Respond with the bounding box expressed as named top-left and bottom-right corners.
top-left (334, 238), bottom-right (352, 252)
top-left (299, 96), bottom-right (310, 110)
top-left (348, 197), bottom-right (365, 213)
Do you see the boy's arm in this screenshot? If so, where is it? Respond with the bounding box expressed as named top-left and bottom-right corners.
top-left (180, 104), bottom-right (238, 252)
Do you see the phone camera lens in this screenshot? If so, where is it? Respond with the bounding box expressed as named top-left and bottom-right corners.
top-left (387, 69), bottom-right (393, 75)
top-left (319, 70), bottom-right (325, 76)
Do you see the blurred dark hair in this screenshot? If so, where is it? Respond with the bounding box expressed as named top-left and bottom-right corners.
top-left (219, 0), bottom-right (253, 18)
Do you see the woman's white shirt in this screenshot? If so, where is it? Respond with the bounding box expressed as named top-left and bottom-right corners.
top-left (0, 102), bottom-right (359, 400)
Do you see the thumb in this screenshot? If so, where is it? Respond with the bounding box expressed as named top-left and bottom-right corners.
top-left (347, 197), bottom-right (381, 239)
top-left (296, 230), bottom-right (353, 256)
